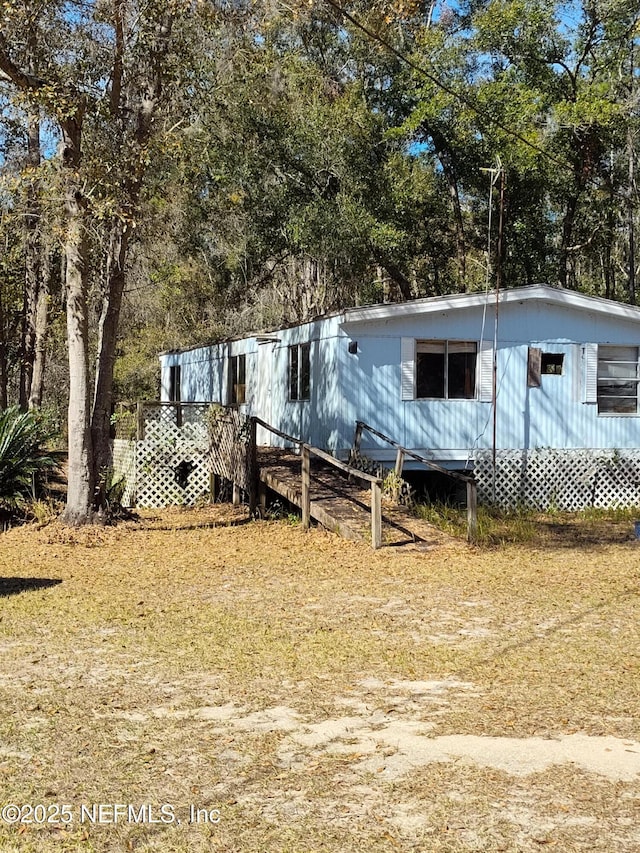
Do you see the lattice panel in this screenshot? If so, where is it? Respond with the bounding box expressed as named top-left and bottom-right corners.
top-left (136, 420), bottom-right (210, 509)
top-left (110, 405), bottom-right (212, 508)
top-left (347, 449), bottom-right (385, 478)
top-left (474, 449), bottom-right (640, 510)
top-left (111, 439), bottom-right (136, 507)
top-left (206, 407), bottom-right (254, 493)
top-left (141, 403), bottom-right (210, 431)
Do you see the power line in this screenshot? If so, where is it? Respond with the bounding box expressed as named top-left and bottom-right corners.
top-left (319, 0), bottom-right (573, 173)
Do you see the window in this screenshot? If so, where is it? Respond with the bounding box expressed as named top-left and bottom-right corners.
top-left (542, 353), bottom-right (564, 375)
top-left (528, 349), bottom-right (564, 386)
top-left (416, 341), bottom-right (477, 399)
top-left (169, 365), bottom-right (181, 402)
top-left (229, 354), bottom-right (246, 405)
top-left (289, 343), bottom-right (311, 401)
top-left (597, 346), bottom-right (640, 414)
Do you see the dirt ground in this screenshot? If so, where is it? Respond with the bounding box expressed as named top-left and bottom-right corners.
top-left (0, 507), bottom-right (639, 852)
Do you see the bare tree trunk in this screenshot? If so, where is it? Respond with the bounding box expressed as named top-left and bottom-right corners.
top-left (441, 158), bottom-right (467, 288)
top-left (372, 253), bottom-right (413, 300)
top-left (19, 109), bottom-right (41, 409)
top-left (604, 199), bottom-right (616, 300)
top-left (58, 109), bottom-right (96, 526)
top-left (559, 193), bottom-right (579, 288)
top-left (29, 247), bottom-right (50, 409)
top-left (91, 220), bottom-right (128, 484)
top-left (91, 0), bottom-right (128, 485)
top-left (428, 127), bottom-right (467, 289)
top-left (62, 184), bottom-right (94, 524)
top-left (559, 124), bottom-right (598, 290)
top-left (301, 256), bottom-right (313, 320)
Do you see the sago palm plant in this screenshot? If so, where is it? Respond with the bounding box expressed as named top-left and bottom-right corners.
top-left (0, 406), bottom-right (58, 511)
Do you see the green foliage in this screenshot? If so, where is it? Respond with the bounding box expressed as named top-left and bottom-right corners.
top-left (0, 407), bottom-right (59, 510)
top-left (28, 497), bottom-right (63, 526)
top-left (3, 0), bottom-right (640, 419)
top-left (104, 471), bottom-right (127, 517)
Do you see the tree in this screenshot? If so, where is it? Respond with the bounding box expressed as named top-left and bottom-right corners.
top-left (0, 1), bottom-right (185, 522)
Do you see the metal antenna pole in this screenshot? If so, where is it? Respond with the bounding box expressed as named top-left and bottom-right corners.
top-left (492, 166), bottom-right (505, 501)
top-left (481, 162), bottom-right (504, 503)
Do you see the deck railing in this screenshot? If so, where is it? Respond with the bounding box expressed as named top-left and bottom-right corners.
top-left (254, 417), bottom-right (384, 549)
top-left (353, 421), bottom-right (478, 544)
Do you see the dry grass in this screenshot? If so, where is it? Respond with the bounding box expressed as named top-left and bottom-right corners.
top-left (0, 506), bottom-right (639, 852)
top-left (415, 502), bottom-right (640, 547)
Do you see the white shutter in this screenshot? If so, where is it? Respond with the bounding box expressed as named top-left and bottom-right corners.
top-left (401, 337), bottom-right (415, 401)
top-left (583, 343), bottom-right (598, 403)
top-left (572, 344), bottom-right (581, 401)
top-left (478, 340), bottom-right (494, 402)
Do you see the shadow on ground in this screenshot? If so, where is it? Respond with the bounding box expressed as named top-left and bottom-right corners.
top-left (0, 578), bottom-right (62, 598)
top-left (535, 518), bottom-right (639, 548)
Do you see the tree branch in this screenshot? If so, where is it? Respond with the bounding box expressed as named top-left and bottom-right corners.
top-left (110, 0), bottom-right (125, 115)
top-left (0, 30), bottom-right (46, 91)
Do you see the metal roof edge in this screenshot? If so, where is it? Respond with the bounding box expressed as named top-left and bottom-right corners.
top-left (158, 312), bottom-right (343, 357)
top-left (159, 286), bottom-right (640, 356)
top-left (341, 284), bottom-right (640, 325)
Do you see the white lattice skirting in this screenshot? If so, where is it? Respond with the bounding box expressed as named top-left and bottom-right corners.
top-left (111, 439), bottom-right (137, 507)
top-left (112, 419), bottom-right (211, 508)
top-left (474, 449), bottom-right (640, 510)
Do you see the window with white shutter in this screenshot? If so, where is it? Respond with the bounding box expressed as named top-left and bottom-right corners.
top-left (401, 338), bottom-right (480, 400)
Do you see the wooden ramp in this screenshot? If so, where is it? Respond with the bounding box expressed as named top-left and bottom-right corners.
top-left (257, 447), bottom-right (455, 551)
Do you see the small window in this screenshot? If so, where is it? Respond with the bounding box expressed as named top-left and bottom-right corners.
top-left (416, 341), bottom-right (476, 399)
top-left (542, 353), bottom-right (564, 375)
top-left (169, 365), bottom-right (181, 402)
top-left (289, 343), bottom-right (310, 401)
top-left (528, 349), bottom-right (564, 386)
top-left (597, 345), bottom-right (639, 414)
top-left (230, 354), bottom-right (246, 405)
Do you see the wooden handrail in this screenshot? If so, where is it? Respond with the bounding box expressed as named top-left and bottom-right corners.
top-left (254, 416), bottom-right (383, 548)
top-left (307, 445), bottom-right (382, 486)
top-left (253, 417), bottom-right (303, 448)
top-left (354, 420), bottom-right (478, 545)
top-left (254, 417), bottom-right (382, 486)
top-left (355, 421), bottom-right (473, 484)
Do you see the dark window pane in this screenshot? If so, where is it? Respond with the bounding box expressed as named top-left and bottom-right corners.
top-left (416, 352), bottom-right (445, 398)
top-left (236, 354), bottom-right (246, 404)
top-left (230, 356), bottom-right (245, 405)
top-left (231, 353), bottom-right (246, 406)
top-left (230, 356), bottom-right (237, 404)
top-left (598, 382), bottom-right (638, 413)
top-left (169, 365), bottom-right (181, 402)
top-left (448, 349), bottom-right (476, 398)
top-left (597, 346), bottom-right (639, 414)
top-left (300, 343), bottom-right (310, 400)
top-left (541, 353), bottom-right (563, 375)
top-left (289, 346), bottom-right (299, 400)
